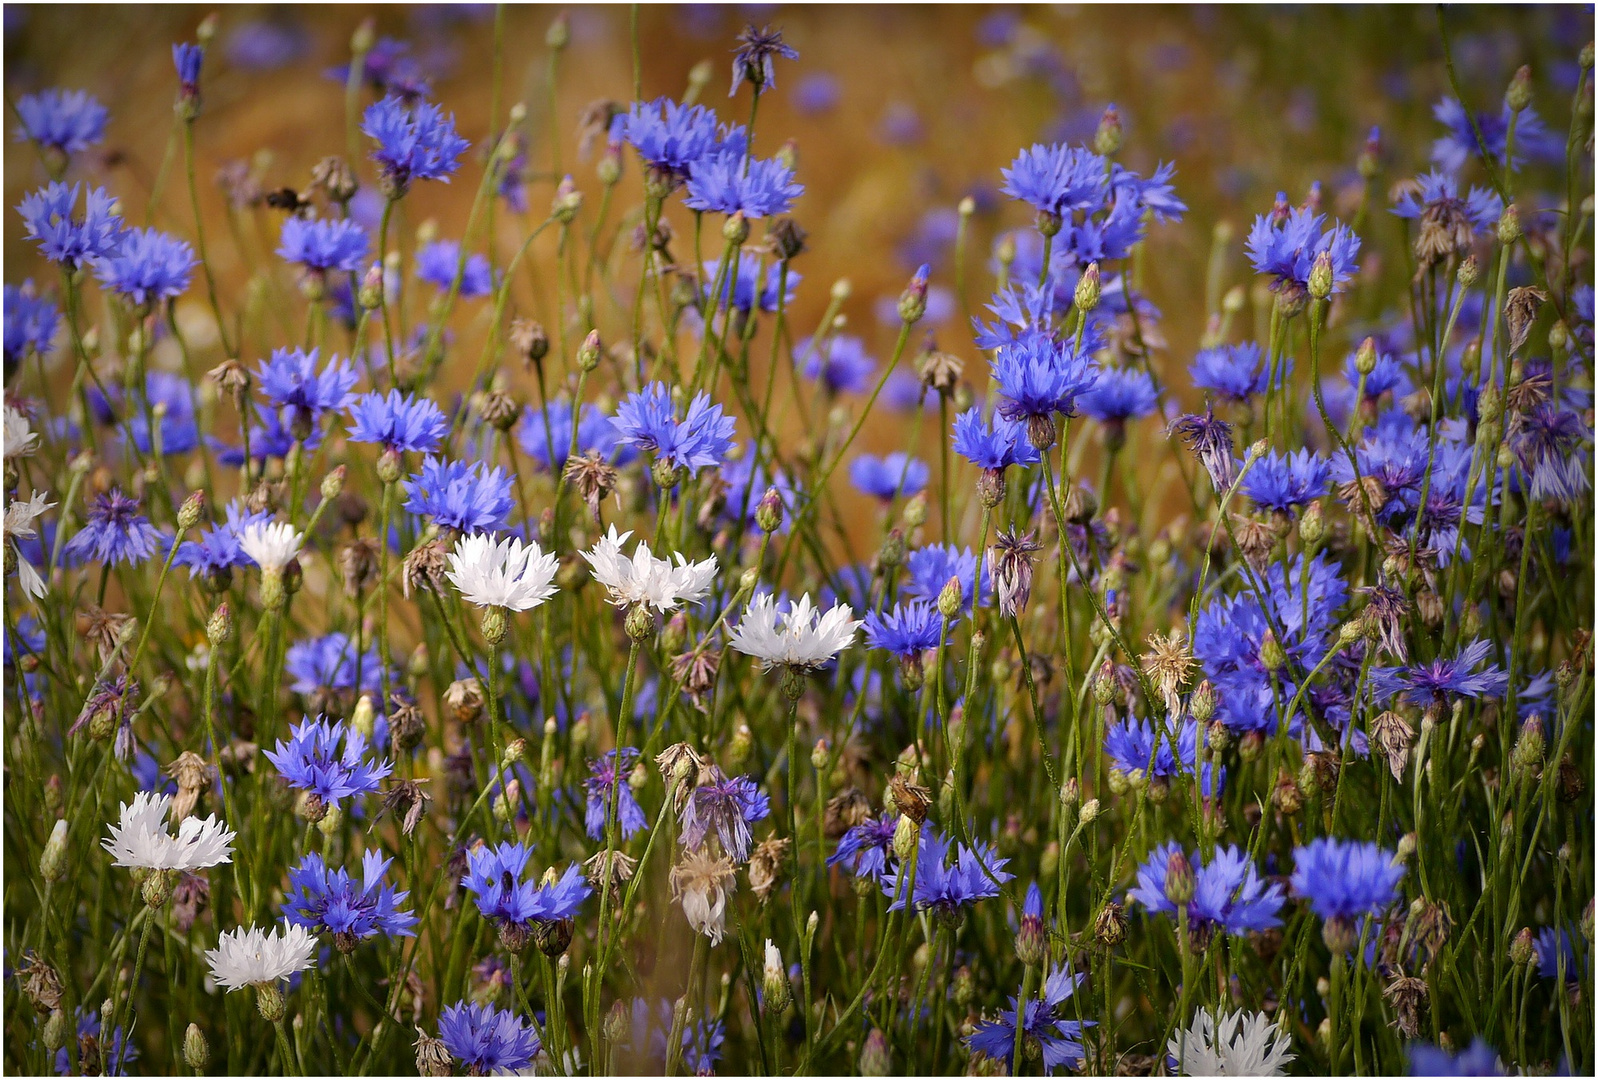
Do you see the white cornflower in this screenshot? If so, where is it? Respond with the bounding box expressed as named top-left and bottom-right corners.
top-left (101, 791), bottom-right (235, 871)
top-left (580, 525), bottom-right (717, 613)
top-left (4, 489), bottom-right (54, 599)
top-left (1167, 1009), bottom-right (1296, 1076)
top-left (726, 591), bottom-right (862, 671)
top-left (4, 406), bottom-right (39, 459)
top-left (446, 532), bottom-right (559, 611)
top-left (669, 849), bottom-right (737, 946)
top-left (205, 923), bottom-right (319, 990)
top-left (237, 520), bottom-right (304, 572)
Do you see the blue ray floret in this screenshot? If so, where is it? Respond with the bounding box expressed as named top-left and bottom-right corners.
top-left (278, 216), bottom-right (369, 274)
top-left (401, 457), bottom-right (515, 534)
top-left (346, 390), bottom-right (449, 454)
top-left (283, 849), bottom-right (418, 944)
top-left (1130, 842), bottom-right (1285, 937)
top-left (611, 382), bottom-right (738, 475)
top-left (13, 88), bottom-right (108, 155)
top-left (965, 965), bottom-right (1092, 1074)
top-left (62, 490), bottom-right (163, 568)
top-left (864, 600), bottom-right (945, 656)
top-left (1290, 837), bottom-right (1404, 921)
top-left (437, 1001), bottom-right (542, 1075)
top-left (363, 94), bottom-right (470, 193)
top-left (264, 717), bottom-right (393, 809)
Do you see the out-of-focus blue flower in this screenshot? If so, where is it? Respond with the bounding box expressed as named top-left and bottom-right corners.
top-left (627, 997), bottom-right (726, 1074)
top-left (611, 382), bottom-right (738, 475)
top-left (850, 451), bottom-right (929, 500)
top-left (284, 632), bottom-right (386, 697)
top-left (461, 843), bottom-right (591, 926)
top-left (1105, 716), bottom-right (1221, 795)
top-left (88, 370), bottom-right (198, 456)
top-left (225, 19), bottom-right (310, 71)
top-left (1534, 925), bottom-right (1582, 983)
top-left (905, 543), bottom-right (990, 612)
top-left (1431, 96), bottom-right (1563, 173)
top-left (1243, 447), bottom-right (1330, 513)
top-left (1000, 142), bottom-right (1107, 220)
top-left (877, 101), bottom-right (923, 145)
top-left (3, 282), bottom-right (59, 365)
top-left (951, 406), bottom-right (1042, 471)
top-left (329, 37), bottom-right (431, 101)
top-left (264, 717), bottom-right (392, 808)
top-left (437, 1001), bottom-right (541, 1075)
top-left (1130, 842), bottom-right (1285, 937)
top-left (685, 148), bottom-right (802, 217)
top-left (614, 98), bottom-right (723, 181)
top-left (1246, 195), bottom-right (1360, 297)
top-left (172, 42), bottom-right (203, 90)
top-left (209, 405), bottom-right (326, 466)
top-left (881, 827), bottom-right (1013, 915)
top-left (94, 227), bottom-right (195, 306)
top-left (1112, 160), bottom-right (1187, 223)
top-left (1290, 837), bottom-right (1404, 921)
top-left (401, 456), bottom-right (515, 534)
top-left (1513, 404), bottom-right (1592, 506)
top-left (698, 257), bottom-right (797, 313)
top-left (827, 814), bottom-right (898, 880)
top-left (718, 454), bottom-right (797, 533)
top-left (1390, 169), bottom-right (1503, 233)
top-left (255, 346), bottom-right (359, 434)
top-left (55, 1007), bottom-right (137, 1075)
top-left (965, 965), bottom-right (1091, 1074)
top-left (363, 94), bottom-right (470, 193)
top-left (680, 768), bottom-right (770, 863)
top-left (584, 748), bottom-right (647, 840)
top-left (864, 600), bottom-right (945, 657)
top-left (799, 333), bottom-right (874, 395)
top-left (346, 389), bottom-right (448, 454)
top-left (278, 216), bottom-right (369, 274)
top-left (16, 182), bottom-right (124, 268)
top-left (13, 88), bottom-right (107, 154)
top-left (517, 400), bottom-right (629, 471)
top-left (1079, 365), bottom-right (1159, 423)
top-left (1372, 639), bottom-right (1509, 707)
top-left (284, 849), bottom-right (417, 942)
top-left (991, 326), bottom-right (1100, 423)
top-left (1406, 1038), bottom-right (1505, 1076)
top-left (1189, 342), bottom-right (1276, 403)
top-left (792, 71), bottom-right (840, 115)
top-left (62, 489), bottom-right (163, 567)
top-left (174, 501), bottom-right (271, 581)
top-left (415, 238), bottom-right (493, 297)
top-left (730, 24), bottom-right (799, 96)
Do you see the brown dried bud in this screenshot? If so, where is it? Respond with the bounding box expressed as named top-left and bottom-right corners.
top-left (310, 156), bottom-right (358, 203)
top-left (339, 539), bottom-right (379, 598)
top-left (824, 786), bottom-right (873, 838)
top-left (166, 751), bottom-right (212, 821)
top-left (889, 772), bottom-right (932, 823)
top-left (444, 679), bottom-right (484, 725)
top-left (747, 836), bottom-right (791, 902)
top-left (479, 389), bottom-right (520, 432)
top-left (1095, 901), bottom-right (1128, 949)
top-left (402, 538), bottom-right (450, 598)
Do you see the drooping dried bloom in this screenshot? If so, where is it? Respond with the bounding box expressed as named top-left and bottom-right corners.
top-left (402, 537), bottom-right (450, 598)
top-left (824, 786), bottom-right (873, 838)
top-left (670, 648), bottom-right (721, 712)
top-left (988, 528), bottom-right (1043, 619)
top-left (1370, 711), bottom-right (1415, 782)
top-left (375, 779), bottom-right (433, 838)
top-left (747, 837), bottom-right (791, 902)
top-left (670, 849), bottom-right (738, 945)
top-left (583, 849), bottom-right (639, 903)
top-left (564, 451), bottom-right (619, 524)
top-left (1505, 286), bottom-right (1547, 356)
top-left (165, 751), bottom-right (212, 821)
top-left (1384, 974), bottom-right (1429, 1038)
top-left (1140, 630), bottom-right (1195, 717)
top-left (16, 953), bottom-right (63, 1013)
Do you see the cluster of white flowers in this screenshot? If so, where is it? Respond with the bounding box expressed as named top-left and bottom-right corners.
top-left (206, 923), bottom-right (319, 990)
top-left (446, 532), bottom-right (560, 610)
top-left (581, 525), bottom-right (717, 612)
top-left (101, 792), bottom-right (235, 871)
top-left (1167, 1008), bottom-right (1296, 1076)
top-left (727, 591), bottom-right (861, 670)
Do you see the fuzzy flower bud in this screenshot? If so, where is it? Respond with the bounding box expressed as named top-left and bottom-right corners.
top-left (177, 490), bottom-right (206, 532)
top-left (1095, 901), bottom-right (1128, 948)
top-left (937, 576), bottom-right (963, 621)
top-left (39, 819), bottom-right (68, 883)
top-left (1497, 205), bottom-right (1521, 245)
top-left (552, 175), bottom-right (583, 223)
top-left (1457, 254), bottom-right (1480, 287)
top-left (183, 1024), bottom-right (209, 1071)
top-left (1164, 850), bottom-right (1196, 905)
top-left (860, 1028), bottom-right (891, 1076)
top-left (762, 940), bottom-right (792, 1014)
top-left (1075, 262), bottom-right (1101, 313)
top-left (577, 329), bottom-right (602, 372)
top-left (892, 815), bottom-right (920, 863)
top-left (1505, 65), bottom-right (1533, 112)
top-left (755, 487), bottom-right (785, 533)
top-left (897, 264), bottom-right (930, 325)
top-left (1308, 251), bottom-right (1334, 300)
top-left (1093, 104), bottom-right (1124, 155)
top-left (1259, 631), bottom-right (1286, 673)
top-left (321, 465), bottom-right (347, 502)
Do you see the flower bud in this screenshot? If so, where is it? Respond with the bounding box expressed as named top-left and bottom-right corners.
top-left (1259, 631), bottom-right (1286, 673)
top-left (358, 262), bottom-right (384, 309)
top-left (1506, 65), bottom-right (1532, 112)
top-left (1497, 205), bottom-right (1520, 245)
top-left (1190, 679), bottom-right (1217, 723)
top-left (43, 1009), bottom-right (67, 1051)
top-left (351, 694), bottom-right (376, 739)
top-left (255, 983), bottom-right (285, 1023)
top-left (756, 486), bottom-right (785, 533)
top-left (552, 175), bottom-right (583, 223)
top-left (1510, 927), bottom-right (1535, 966)
top-left (1511, 717), bottom-right (1545, 779)
top-left (1079, 798), bottom-right (1100, 824)
top-left (39, 819), bottom-right (68, 883)
top-left (481, 605), bottom-right (508, 646)
top-left (320, 464), bottom-right (347, 503)
top-left (624, 603), bottom-right (656, 641)
top-left (937, 576), bottom-right (963, 621)
top-left (1308, 251), bottom-right (1333, 300)
top-left (183, 1023), bottom-right (209, 1070)
top-left (1165, 850), bottom-right (1195, 905)
top-left (860, 1028), bottom-right (891, 1076)
top-left (762, 940), bottom-right (792, 1014)
top-left (1095, 901), bottom-right (1128, 948)
top-left (577, 329), bottom-right (602, 372)
top-left (1322, 915), bottom-right (1357, 954)
top-left (177, 489), bottom-right (206, 532)
top-left (376, 447), bottom-right (404, 485)
top-left (318, 803), bottom-right (343, 836)
top-left (1075, 262), bottom-right (1101, 313)
top-left (903, 491), bottom-right (928, 528)
top-left (877, 528), bottom-right (906, 570)
top-left (1273, 770), bottom-right (1302, 815)
top-left (1093, 104), bottom-right (1123, 156)
top-left (1298, 500), bottom-right (1324, 547)
top-left (892, 814), bottom-right (920, 862)
top-left (1353, 337), bottom-right (1378, 377)
top-left (1457, 254), bottom-right (1479, 287)
top-left (898, 264), bottom-right (930, 325)
top-left (811, 738), bottom-right (829, 771)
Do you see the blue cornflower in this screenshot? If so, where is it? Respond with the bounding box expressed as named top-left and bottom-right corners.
top-left (628, 998), bottom-right (727, 1074)
top-left (437, 1001), bottom-right (541, 1075)
top-left (88, 370), bottom-right (198, 456)
top-left (13, 88), bottom-right (107, 155)
top-left (1105, 717), bottom-right (1220, 794)
top-left (1000, 142), bottom-right (1109, 221)
top-left (1513, 404), bottom-right (1592, 505)
top-left (1290, 838), bottom-right (1404, 922)
top-left (415, 239), bottom-right (493, 298)
top-left (1168, 409), bottom-right (1238, 493)
top-left (1342, 346), bottom-right (1411, 402)
top-left (991, 326), bottom-right (1100, 427)
top-left (54, 1006), bottom-right (137, 1076)
top-left (277, 216), bottom-right (369, 275)
top-left (827, 814), bottom-right (899, 881)
top-left (1189, 341), bottom-right (1278, 403)
top-left (614, 98), bottom-right (723, 182)
top-left (16, 182), bottom-right (124, 268)
top-left (864, 601), bottom-right (945, 657)
top-left (517, 400), bottom-right (628, 471)
top-left (1534, 926), bottom-right (1581, 983)
top-left (284, 632), bottom-right (386, 698)
top-left (1372, 639), bottom-right (1509, 708)
top-left (1406, 1038), bottom-right (1505, 1076)
top-left (965, 965), bottom-right (1092, 1074)
top-left (1243, 447), bottom-right (1330, 514)
top-left (1391, 169), bottom-right (1503, 234)
top-left (460, 843), bottom-right (591, 928)
top-left (850, 451), bottom-right (929, 501)
top-left (4, 282), bottom-right (60, 366)
top-left (1431, 96), bottom-right (1563, 173)
top-left (973, 280), bottom-right (1060, 350)
top-left (611, 382), bottom-right (738, 475)
top-left (905, 543), bottom-right (989, 612)
top-left (255, 346), bottom-right (359, 435)
top-left (699, 257), bottom-right (797, 313)
top-left (1065, 186), bottom-right (1147, 264)
top-left (1130, 842), bottom-right (1285, 938)
top-left (950, 406), bottom-right (1042, 471)
top-left (401, 457), bottom-right (515, 535)
top-left (680, 768), bottom-right (770, 862)
top-left (1079, 366), bottom-right (1159, 423)
top-left (799, 334), bottom-right (874, 394)
top-left (209, 406), bottom-right (326, 466)
top-left (264, 717), bottom-right (392, 809)
top-left (730, 24), bottom-right (799, 96)
top-left (172, 42), bottom-right (203, 92)
top-left (174, 501), bottom-right (272, 582)
top-left (224, 20), bottom-right (310, 71)
top-left (1111, 160), bottom-right (1187, 222)
top-left (882, 827), bottom-right (1013, 915)
top-left (283, 849), bottom-right (417, 946)
top-left (346, 389), bottom-right (448, 454)
top-left (93, 227), bottom-right (195, 307)
top-left (584, 748), bottom-right (648, 840)
top-left (1246, 196), bottom-right (1361, 298)
top-left (328, 37), bottom-right (430, 101)
top-left (685, 150), bottom-right (803, 217)
top-left (61, 489), bottom-right (163, 567)
top-left (362, 94), bottom-right (470, 194)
